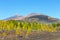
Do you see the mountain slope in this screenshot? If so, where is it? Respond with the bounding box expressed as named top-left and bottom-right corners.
top-left (24, 14), bottom-right (60, 23)
top-left (5, 14), bottom-right (23, 20)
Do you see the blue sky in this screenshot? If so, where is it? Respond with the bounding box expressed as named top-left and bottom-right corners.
top-left (0, 0), bottom-right (60, 19)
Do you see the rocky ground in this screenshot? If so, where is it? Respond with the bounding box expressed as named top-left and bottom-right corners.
top-left (0, 31), bottom-right (60, 40)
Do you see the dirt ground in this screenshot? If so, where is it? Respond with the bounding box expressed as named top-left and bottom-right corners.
top-left (0, 31), bottom-right (60, 40)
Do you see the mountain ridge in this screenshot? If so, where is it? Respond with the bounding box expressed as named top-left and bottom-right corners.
top-left (4, 13), bottom-right (60, 23)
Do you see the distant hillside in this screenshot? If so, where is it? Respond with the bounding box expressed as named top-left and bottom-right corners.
top-left (24, 14), bottom-right (59, 23)
top-left (4, 13), bottom-right (60, 23)
top-left (5, 14), bottom-right (23, 20)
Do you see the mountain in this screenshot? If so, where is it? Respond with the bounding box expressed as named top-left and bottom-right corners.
top-left (5, 14), bottom-right (23, 20)
top-left (4, 13), bottom-right (60, 23)
top-left (24, 14), bottom-right (60, 23)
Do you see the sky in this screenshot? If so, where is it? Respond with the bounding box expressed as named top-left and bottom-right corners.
top-left (0, 0), bottom-right (60, 19)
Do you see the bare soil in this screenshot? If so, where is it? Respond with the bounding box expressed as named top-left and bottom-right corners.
top-left (0, 31), bottom-right (60, 40)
